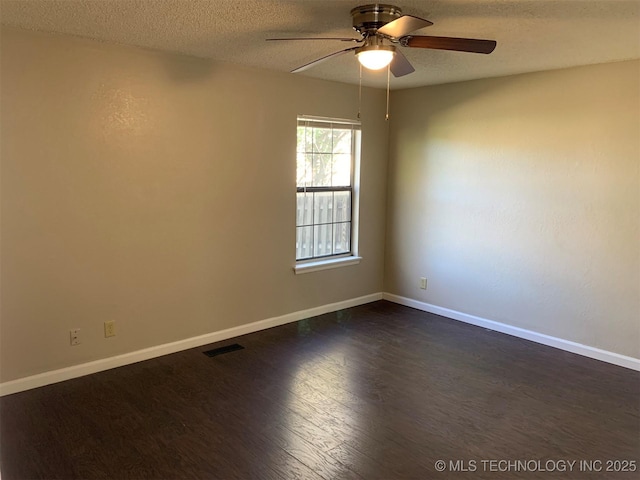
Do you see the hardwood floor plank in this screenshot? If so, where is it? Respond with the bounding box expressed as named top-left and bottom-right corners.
top-left (264, 422), bottom-right (364, 480)
top-left (1, 301), bottom-right (638, 479)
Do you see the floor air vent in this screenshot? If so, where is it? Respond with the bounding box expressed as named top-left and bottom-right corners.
top-left (203, 343), bottom-right (244, 357)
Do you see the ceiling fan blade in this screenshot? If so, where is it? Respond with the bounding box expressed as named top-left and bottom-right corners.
top-left (267, 37), bottom-right (361, 43)
top-left (291, 47), bottom-right (358, 73)
top-left (402, 35), bottom-right (497, 54)
top-left (377, 15), bottom-right (433, 38)
top-left (390, 49), bottom-right (415, 77)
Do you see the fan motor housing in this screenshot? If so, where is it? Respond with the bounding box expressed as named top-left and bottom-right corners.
top-left (351, 4), bottom-right (402, 34)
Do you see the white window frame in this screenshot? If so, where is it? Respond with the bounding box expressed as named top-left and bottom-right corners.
top-left (294, 115), bottom-right (362, 274)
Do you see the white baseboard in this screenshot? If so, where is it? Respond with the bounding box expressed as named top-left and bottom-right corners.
top-left (382, 293), bottom-right (640, 372)
top-left (3, 291), bottom-right (636, 396)
top-left (0, 293), bottom-right (383, 396)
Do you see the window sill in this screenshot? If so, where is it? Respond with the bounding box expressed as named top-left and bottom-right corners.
top-left (294, 256), bottom-right (362, 275)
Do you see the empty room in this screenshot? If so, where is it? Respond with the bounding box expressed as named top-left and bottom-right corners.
top-left (0, 1), bottom-right (638, 479)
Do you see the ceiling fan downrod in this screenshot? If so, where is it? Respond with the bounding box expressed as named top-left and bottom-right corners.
top-left (351, 3), bottom-right (403, 36)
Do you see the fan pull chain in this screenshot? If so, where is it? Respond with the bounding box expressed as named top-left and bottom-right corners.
top-left (385, 64), bottom-right (390, 121)
top-left (357, 63), bottom-right (362, 120)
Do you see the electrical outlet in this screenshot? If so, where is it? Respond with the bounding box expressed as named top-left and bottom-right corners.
top-left (70, 329), bottom-right (80, 346)
top-left (419, 277), bottom-right (427, 289)
top-left (104, 321), bottom-right (116, 338)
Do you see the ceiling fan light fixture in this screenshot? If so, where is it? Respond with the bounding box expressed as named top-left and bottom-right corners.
top-left (356, 44), bottom-right (396, 70)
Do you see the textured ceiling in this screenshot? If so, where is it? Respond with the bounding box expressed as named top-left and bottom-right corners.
top-left (1, 0), bottom-right (638, 89)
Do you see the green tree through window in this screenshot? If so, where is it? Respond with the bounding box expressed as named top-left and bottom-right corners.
top-left (296, 117), bottom-right (361, 261)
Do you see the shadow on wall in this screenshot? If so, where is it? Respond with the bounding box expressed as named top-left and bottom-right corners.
top-left (385, 63), bottom-right (639, 352)
top-left (158, 51), bottom-right (220, 83)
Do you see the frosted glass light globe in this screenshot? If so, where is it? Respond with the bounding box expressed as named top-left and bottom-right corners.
top-left (356, 49), bottom-right (395, 70)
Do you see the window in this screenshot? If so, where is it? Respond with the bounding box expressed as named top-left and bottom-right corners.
top-left (296, 116), bottom-right (361, 270)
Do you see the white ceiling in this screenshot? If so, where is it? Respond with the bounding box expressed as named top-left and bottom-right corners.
top-left (1, 0), bottom-right (638, 89)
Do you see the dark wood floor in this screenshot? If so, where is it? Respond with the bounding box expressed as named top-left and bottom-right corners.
top-left (1, 301), bottom-right (638, 479)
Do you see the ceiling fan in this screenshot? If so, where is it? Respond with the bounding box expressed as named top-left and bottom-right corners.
top-left (267, 3), bottom-right (497, 77)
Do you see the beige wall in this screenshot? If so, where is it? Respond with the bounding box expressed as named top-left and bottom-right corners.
top-left (0, 27), bottom-right (389, 382)
top-left (386, 60), bottom-right (640, 358)
top-left (2, 26), bottom-right (638, 385)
